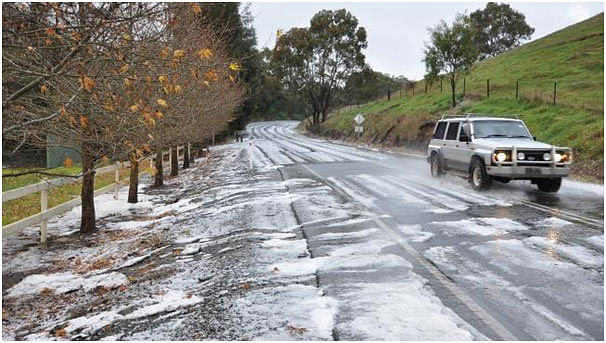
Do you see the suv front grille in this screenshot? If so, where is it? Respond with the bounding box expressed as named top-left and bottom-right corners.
top-left (518, 150), bottom-right (550, 162)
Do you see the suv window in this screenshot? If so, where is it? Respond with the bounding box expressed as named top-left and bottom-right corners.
top-left (433, 122), bottom-right (447, 139)
top-left (459, 123), bottom-right (470, 142)
top-left (445, 122), bottom-right (460, 140)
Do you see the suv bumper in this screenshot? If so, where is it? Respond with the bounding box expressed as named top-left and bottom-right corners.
top-left (486, 165), bottom-right (570, 178)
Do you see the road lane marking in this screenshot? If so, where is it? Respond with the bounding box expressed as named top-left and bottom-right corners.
top-left (299, 163), bottom-right (520, 341)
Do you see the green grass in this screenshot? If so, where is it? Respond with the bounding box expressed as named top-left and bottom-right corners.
top-left (324, 92), bottom-right (454, 141)
top-left (320, 13), bottom-right (604, 181)
top-left (2, 167), bottom-right (132, 226)
top-left (462, 13), bottom-right (603, 112)
top-left (2, 165), bottom-right (83, 191)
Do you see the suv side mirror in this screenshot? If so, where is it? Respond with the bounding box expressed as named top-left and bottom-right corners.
top-left (532, 136), bottom-right (537, 141)
top-left (459, 133), bottom-right (470, 142)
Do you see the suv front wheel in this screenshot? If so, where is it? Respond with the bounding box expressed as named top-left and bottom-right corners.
top-left (536, 177), bottom-right (562, 193)
top-left (469, 159), bottom-right (492, 191)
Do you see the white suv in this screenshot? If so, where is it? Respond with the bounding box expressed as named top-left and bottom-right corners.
top-left (427, 114), bottom-right (572, 192)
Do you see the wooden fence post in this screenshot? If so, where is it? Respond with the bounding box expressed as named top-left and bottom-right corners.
top-left (114, 163), bottom-right (120, 200)
top-left (486, 79), bottom-right (490, 98)
top-left (516, 80), bottom-right (519, 100)
top-left (387, 90), bottom-right (391, 101)
top-left (553, 82), bottom-right (557, 105)
top-left (463, 78), bottom-right (466, 97)
top-left (440, 78), bottom-right (443, 93)
top-left (40, 179), bottom-right (48, 243)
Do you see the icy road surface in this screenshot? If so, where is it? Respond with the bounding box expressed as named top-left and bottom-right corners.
top-left (2, 120), bottom-right (603, 340)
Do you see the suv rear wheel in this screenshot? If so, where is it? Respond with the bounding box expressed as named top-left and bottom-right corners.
top-left (536, 177), bottom-right (562, 193)
top-left (430, 152), bottom-right (444, 177)
top-left (469, 159), bottom-right (492, 191)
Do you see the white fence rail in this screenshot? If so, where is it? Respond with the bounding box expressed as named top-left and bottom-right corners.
top-left (2, 146), bottom-right (188, 242)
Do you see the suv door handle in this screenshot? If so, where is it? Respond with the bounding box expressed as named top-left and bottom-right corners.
top-left (456, 144), bottom-right (459, 148)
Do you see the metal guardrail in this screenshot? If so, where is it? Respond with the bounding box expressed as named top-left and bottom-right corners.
top-left (2, 146), bottom-right (187, 242)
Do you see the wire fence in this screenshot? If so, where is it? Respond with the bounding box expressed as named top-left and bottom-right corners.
top-left (330, 75), bottom-right (603, 120)
top-left (399, 77), bottom-right (603, 113)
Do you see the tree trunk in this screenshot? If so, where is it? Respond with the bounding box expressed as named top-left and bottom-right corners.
top-left (80, 142), bottom-right (96, 233)
top-left (182, 144), bottom-right (190, 169)
top-left (312, 112), bottom-right (320, 127)
top-left (128, 152), bottom-right (139, 203)
top-left (154, 147), bottom-right (163, 187)
top-left (170, 146), bottom-right (178, 176)
top-left (189, 143), bottom-right (195, 164)
top-left (451, 78), bottom-right (456, 108)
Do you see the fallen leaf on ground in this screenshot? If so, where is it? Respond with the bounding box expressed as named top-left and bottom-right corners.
top-left (40, 288), bottom-right (55, 296)
top-left (53, 328), bottom-right (67, 337)
top-left (272, 267), bottom-right (280, 274)
top-left (286, 324), bottom-right (308, 335)
top-left (96, 286), bottom-right (110, 296)
top-left (241, 283), bottom-right (251, 291)
top-left (138, 262), bottom-right (157, 275)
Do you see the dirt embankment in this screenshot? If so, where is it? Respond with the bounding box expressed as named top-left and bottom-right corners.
top-left (311, 115), bottom-right (436, 153)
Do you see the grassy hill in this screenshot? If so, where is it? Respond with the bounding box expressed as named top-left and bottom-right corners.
top-left (317, 13), bottom-right (604, 181)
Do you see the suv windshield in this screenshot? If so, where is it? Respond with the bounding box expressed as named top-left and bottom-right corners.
top-left (472, 120), bottom-right (531, 139)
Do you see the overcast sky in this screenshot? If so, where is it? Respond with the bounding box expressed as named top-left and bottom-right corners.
top-left (249, 2), bottom-right (603, 80)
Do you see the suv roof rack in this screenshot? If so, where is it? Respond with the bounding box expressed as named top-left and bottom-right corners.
top-left (440, 113), bottom-right (521, 120)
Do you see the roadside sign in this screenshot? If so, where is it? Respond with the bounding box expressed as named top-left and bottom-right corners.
top-left (354, 125), bottom-right (364, 133)
top-left (354, 113), bottom-right (365, 124)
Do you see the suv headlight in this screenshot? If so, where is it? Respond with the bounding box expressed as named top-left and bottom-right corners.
top-left (555, 150), bottom-right (572, 163)
top-left (543, 152), bottom-right (551, 161)
top-left (494, 150), bottom-right (511, 163)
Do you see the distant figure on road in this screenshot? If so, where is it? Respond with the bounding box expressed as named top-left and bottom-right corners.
top-left (234, 130), bottom-right (246, 143)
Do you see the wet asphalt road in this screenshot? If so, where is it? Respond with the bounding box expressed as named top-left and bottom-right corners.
top-left (248, 121), bottom-right (604, 340)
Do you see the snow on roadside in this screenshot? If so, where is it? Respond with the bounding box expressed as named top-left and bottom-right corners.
top-left (6, 271), bottom-right (127, 297)
top-left (313, 228), bottom-right (380, 240)
top-left (60, 290), bottom-right (202, 338)
top-left (255, 228), bottom-right (481, 340)
top-left (335, 281), bottom-right (475, 340)
top-left (234, 284), bottom-right (338, 340)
